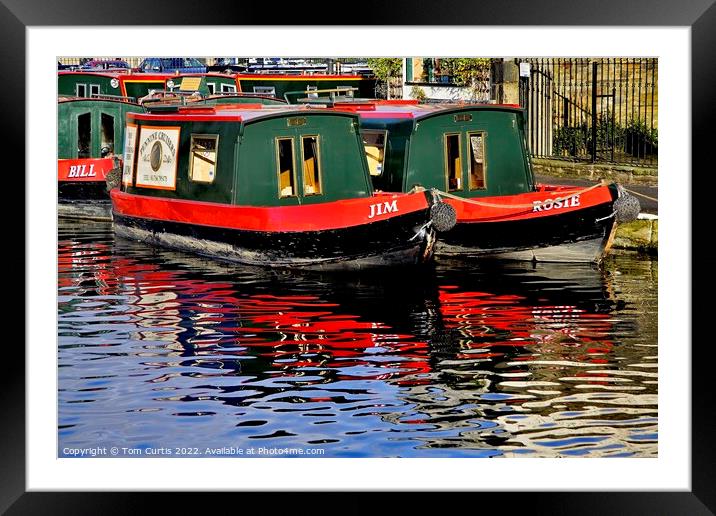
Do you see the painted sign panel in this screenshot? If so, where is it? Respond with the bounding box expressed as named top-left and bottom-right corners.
top-left (122, 123), bottom-right (137, 186)
top-left (135, 126), bottom-right (181, 190)
top-left (58, 158), bottom-right (115, 182)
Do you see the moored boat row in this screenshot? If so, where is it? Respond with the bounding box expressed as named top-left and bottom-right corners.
top-left (58, 83), bottom-right (640, 267)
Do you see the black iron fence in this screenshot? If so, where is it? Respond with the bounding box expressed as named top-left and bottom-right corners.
top-left (518, 58), bottom-right (658, 167)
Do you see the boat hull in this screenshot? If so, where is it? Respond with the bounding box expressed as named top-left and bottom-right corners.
top-left (436, 184), bottom-right (619, 263)
top-left (111, 192), bottom-right (437, 271)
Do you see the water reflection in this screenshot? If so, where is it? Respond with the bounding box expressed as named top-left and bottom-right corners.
top-left (58, 220), bottom-right (657, 457)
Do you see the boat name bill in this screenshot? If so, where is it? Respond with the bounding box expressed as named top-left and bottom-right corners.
top-left (368, 200), bottom-right (398, 219)
top-left (67, 163), bottom-right (96, 178)
top-left (533, 195), bottom-right (580, 212)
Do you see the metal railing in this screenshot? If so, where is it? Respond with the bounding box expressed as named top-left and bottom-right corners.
top-left (519, 58), bottom-right (658, 167)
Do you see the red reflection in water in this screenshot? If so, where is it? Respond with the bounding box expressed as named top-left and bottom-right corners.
top-left (59, 237), bottom-right (616, 388)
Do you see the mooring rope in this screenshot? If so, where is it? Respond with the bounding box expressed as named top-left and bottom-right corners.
top-left (622, 187), bottom-right (658, 203)
top-left (430, 181), bottom-right (605, 210)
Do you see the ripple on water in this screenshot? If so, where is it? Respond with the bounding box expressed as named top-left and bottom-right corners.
top-left (58, 220), bottom-right (657, 458)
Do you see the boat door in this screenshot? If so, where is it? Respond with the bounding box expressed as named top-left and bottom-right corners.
top-left (443, 129), bottom-right (488, 196)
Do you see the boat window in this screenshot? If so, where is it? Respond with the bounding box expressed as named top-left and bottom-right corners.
top-left (362, 131), bottom-right (386, 176)
top-left (77, 112), bottom-right (91, 158)
top-left (90, 84), bottom-right (100, 97)
top-left (206, 82), bottom-right (215, 94)
top-left (254, 86), bottom-right (276, 96)
top-left (276, 138), bottom-right (296, 197)
top-left (100, 113), bottom-right (114, 157)
top-left (301, 136), bottom-right (322, 196)
top-left (444, 133), bottom-right (462, 191)
top-left (468, 132), bottom-right (487, 190)
top-left (220, 83), bottom-right (237, 93)
top-left (76, 83), bottom-right (87, 97)
top-left (189, 135), bottom-right (218, 184)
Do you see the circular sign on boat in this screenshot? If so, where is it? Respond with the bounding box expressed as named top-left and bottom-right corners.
top-left (150, 141), bottom-right (163, 172)
top-left (110, 78), bottom-right (119, 89)
top-left (166, 80), bottom-right (175, 89)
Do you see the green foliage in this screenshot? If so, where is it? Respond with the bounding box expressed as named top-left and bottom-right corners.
top-left (439, 58), bottom-right (492, 86)
top-left (366, 58), bottom-right (403, 82)
top-left (410, 86), bottom-right (427, 102)
top-left (553, 117), bottom-right (657, 158)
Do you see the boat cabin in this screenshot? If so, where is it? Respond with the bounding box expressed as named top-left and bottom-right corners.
top-left (120, 105), bottom-right (373, 207)
top-left (58, 97), bottom-right (144, 159)
top-left (357, 104), bottom-right (535, 197)
top-left (58, 71), bottom-right (173, 101)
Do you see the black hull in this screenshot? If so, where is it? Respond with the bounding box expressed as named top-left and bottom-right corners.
top-left (58, 181), bottom-right (109, 202)
top-left (113, 210), bottom-right (436, 271)
top-left (438, 201), bottom-right (617, 261)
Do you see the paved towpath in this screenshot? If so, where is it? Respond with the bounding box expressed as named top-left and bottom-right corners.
top-left (535, 174), bottom-right (658, 215)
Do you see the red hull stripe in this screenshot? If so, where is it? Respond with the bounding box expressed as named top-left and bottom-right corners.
top-left (449, 185), bottom-right (614, 223)
top-left (111, 190), bottom-right (429, 232)
top-left (58, 158), bottom-right (116, 182)
top-left (358, 112), bottom-right (414, 119)
top-left (128, 112), bottom-right (243, 122)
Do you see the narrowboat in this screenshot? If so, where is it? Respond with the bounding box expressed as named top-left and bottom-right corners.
top-left (111, 105), bottom-right (455, 270)
top-left (58, 96), bottom-right (144, 219)
top-left (58, 71), bottom-right (173, 101)
top-left (233, 73), bottom-right (377, 103)
top-left (354, 103), bottom-right (640, 263)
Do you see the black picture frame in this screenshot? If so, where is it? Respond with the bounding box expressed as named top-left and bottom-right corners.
top-left (8, 0), bottom-right (712, 513)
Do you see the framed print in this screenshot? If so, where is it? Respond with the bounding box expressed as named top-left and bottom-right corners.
top-left (10, 0), bottom-right (714, 514)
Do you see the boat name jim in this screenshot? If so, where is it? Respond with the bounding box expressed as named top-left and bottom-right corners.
top-left (532, 195), bottom-right (580, 212)
top-left (368, 200), bottom-right (399, 219)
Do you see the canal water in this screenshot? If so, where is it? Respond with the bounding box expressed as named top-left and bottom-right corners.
top-left (58, 219), bottom-right (657, 458)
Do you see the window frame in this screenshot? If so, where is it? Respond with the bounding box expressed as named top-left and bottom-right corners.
top-left (443, 132), bottom-right (463, 192)
top-left (300, 134), bottom-right (322, 197)
top-left (275, 137), bottom-right (297, 198)
top-left (75, 83), bottom-right (87, 97)
top-left (467, 131), bottom-right (488, 191)
top-left (361, 129), bottom-right (388, 177)
top-left (254, 86), bottom-right (276, 96)
top-left (220, 83), bottom-right (237, 93)
top-left (188, 134), bottom-right (220, 184)
top-left (89, 84), bottom-right (100, 97)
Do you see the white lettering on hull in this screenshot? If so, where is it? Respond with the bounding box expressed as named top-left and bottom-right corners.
top-left (533, 194), bottom-right (581, 212)
top-left (368, 200), bottom-right (399, 219)
top-left (67, 164), bottom-right (96, 178)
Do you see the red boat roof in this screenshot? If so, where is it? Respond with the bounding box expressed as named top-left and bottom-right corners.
top-left (127, 104), bottom-right (357, 123)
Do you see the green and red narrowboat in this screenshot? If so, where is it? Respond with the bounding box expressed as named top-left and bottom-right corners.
top-left (354, 103), bottom-right (639, 263)
top-left (233, 73), bottom-right (376, 102)
top-left (58, 96), bottom-right (144, 219)
top-left (111, 105), bottom-right (455, 270)
top-left (58, 71), bottom-right (174, 100)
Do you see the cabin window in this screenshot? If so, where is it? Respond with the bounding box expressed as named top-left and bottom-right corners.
top-left (254, 86), bottom-right (276, 96)
top-left (444, 133), bottom-right (462, 191)
top-left (220, 83), bottom-right (237, 93)
top-left (337, 86), bottom-right (354, 98)
top-left (206, 82), bottom-right (216, 94)
top-left (77, 112), bottom-right (91, 158)
top-left (468, 133), bottom-right (487, 190)
top-left (76, 83), bottom-right (87, 97)
top-left (100, 113), bottom-right (114, 157)
top-left (276, 137), bottom-right (296, 197)
top-left (90, 84), bottom-right (100, 97)
top-left (189, 135), bottom-right (218, 184)
top-left (301, 136), bottom-right (321, 196)
top-left (362, 131), bottom-right (386, 176)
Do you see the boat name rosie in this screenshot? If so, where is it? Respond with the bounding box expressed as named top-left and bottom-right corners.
top-left (67, 164), bottom-right (96, 178)
top-left (368, 200), bottom-right (399, 219)
top-left (532, 195), bottom-right (581, 212)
